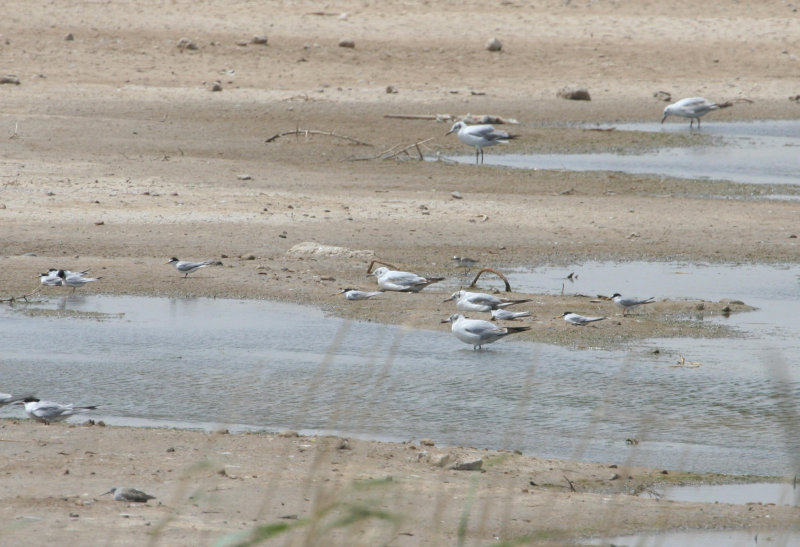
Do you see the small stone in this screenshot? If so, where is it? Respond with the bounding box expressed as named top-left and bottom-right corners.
top-left (609, 473), bottom-right (620, 480)
top-left (420, 438), bottom-right (435, 446)
top-left (451, 191), bottom-right (462, 199)
top-left (176, 38), bottom-right (198, 51)
top-left (450, 458), bottom-right (483, 471)
top-left (485, 37), bottom-right (502, 52)
top-left (0, 75), bottom-right (21, 85)
top-left (278, 430), bottom-right (299, 438)
top-left (236, 40), bottom-right (248, 47)
top-left (252, 35), bottom-right (268, 45)
top-left (429, 453), bottom-right (451, 467)
top-left (385, 85), bottom-right (398, 94)
top-left (64, 33), bottom-right (74, 41)
top-left (695, 302), bottom-right (705, 311)
top-left (210, 81), bottom-right (223, 92)
top-left (338, 39), bottom-right (355, 48)
top-left (94, 220), bottom-right (104, 226)
top-left (557, 85), bottom-right (591, 101)
top-left (237, 174), bottom-right (252, 180)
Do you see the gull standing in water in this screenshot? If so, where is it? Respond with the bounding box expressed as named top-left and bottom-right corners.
top-left (442, 314), bottom-right (530, 350)
top-left (18, 397), bottom-right (99, 424)
top-left (368, 267), bottom-right (443, 293)
top-left (611, 293), bottom-right (655, 316)
top-left (446, 121), bottom-right (517, 164)
top-left (445, 290), bottom-right (531, 313)
top-left (661, 97), bottom-right (731, 128)
top-left (559, 312), bottom-right (606, 326)
top-left (336, 288), bottom-right (383, 300)
top-left (491, 308), bottom-right (531, 321)
top-left (167, 257), bottom-right (223, 278)
top-left (57, 269), bottom-right (101, 293)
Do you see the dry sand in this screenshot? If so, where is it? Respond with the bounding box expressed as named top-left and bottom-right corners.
top-left (1, 0), bottom-right (800, 544)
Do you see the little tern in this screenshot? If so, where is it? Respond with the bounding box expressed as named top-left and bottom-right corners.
top-left (19, 397), bottom-right (99, 424)
top-left (446, 121), bottom-right (517, 164)
top-left (559, 312), bottom-right (606, 326)
top-left (368, 266), bottom-right (443, 292)
top-left (337, 288), bottom-right (383, 300)
top-left (102, 487), bottom-right (156, 502)
top-left (661, 97), bottom-right (731, 128)
top-left (442, 313), bottom-right (530, 350)
top-left (490, 308), bottom-right (531, 321)
top-left (611, 293), bottom-right (655, 316)
top-left (444, 290), bottom-right (531, 313)
top-left (167, 257), bottom-right (223, 277)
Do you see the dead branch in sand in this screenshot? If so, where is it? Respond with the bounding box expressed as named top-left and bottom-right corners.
top-left (366, 259), bottom-right (398, 274)
top-left (1, 286), bottom-right (42, 304)
top-left (265, 129), bottom-right (372, 146)
top-left (350, 138), bottom-right (434, 161)
top-left (469, 268), bottom-right (512, 292)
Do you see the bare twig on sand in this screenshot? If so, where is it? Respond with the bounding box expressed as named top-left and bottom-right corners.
top-left (265, 129), bottom-right (372, 146)
top-left (469, 268), bottom-right (512, 292)
top-left (350, 138), bottom-right (434, 161)
top-left (366, 259), bottom-right (398, 274)
top-left (1, 286), bottom-right (41, 304)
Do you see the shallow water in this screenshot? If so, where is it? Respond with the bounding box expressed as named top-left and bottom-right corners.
top-left (450, 120), bottom-right (800, 187)
top-left (643, 482), bottom-right (800, 507)
top-left (1, 261), bottom-right (799, 477)
top-left (582, 529), bottom-right (800, 547)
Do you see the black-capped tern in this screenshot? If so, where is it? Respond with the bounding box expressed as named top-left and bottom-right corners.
top-left (337, 288), bottom-right (383, 300)
top-left (57, 269), bottom-right (101, 293)
top-left (611, 293), bottom-right (655, 316)
top-left (446, 121), bottom-right (517, 164)
top-left (442, 313), bottom-right (530, 350)
top-left (102, 487), bottom-right (156, 502)
top-left (19, 397), bottom-right (99, 424)
top-left (559, 312), bottom-right (606, 326)
top-left (490, 308), bottom-right (532, 321)
top-left (167, 257), bottom-right (223, 277)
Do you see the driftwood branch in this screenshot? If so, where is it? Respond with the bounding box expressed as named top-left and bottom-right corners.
top-left (265, 129), bottom-right (372, 146)
top-left (1, 286), bottom-right (42, 304)
top-left (469, 267), bottom-right (512, 292)
top-left (349, 138), bottom-right (434, 162)
top-left (366, 259), bottom-right (398, 274)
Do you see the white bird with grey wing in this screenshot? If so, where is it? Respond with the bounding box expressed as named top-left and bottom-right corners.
top-left (167, 257), bottom-right (223, 277)
top-left (446, 121), bottom-right (517, 164)
top-left (444, 290), bottom-right (531, 313)
top-left (442, 314), bottom-right (530, 350)
top-left (368, 267), bottom-right (443, 292)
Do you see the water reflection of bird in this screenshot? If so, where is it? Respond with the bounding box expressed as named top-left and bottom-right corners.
top-left (442, 313), bottom-right (530, 350)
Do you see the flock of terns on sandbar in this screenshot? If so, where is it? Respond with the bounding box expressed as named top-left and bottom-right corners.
top-left (340, 257), bottom-right (656, 351)
top-left (446, 96), bottom-right (731, 164)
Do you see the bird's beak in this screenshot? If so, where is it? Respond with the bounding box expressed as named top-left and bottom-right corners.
top-left (660, 115), bottom-right (667, 124)
top-left (442, 296), bottom-right (454, 302)
top-left (445, 129), bottom-right (454, 135)
top-left (100, 489), bottom-right (113, 496)
top-left (440, 318), bottom-right (450, 324)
